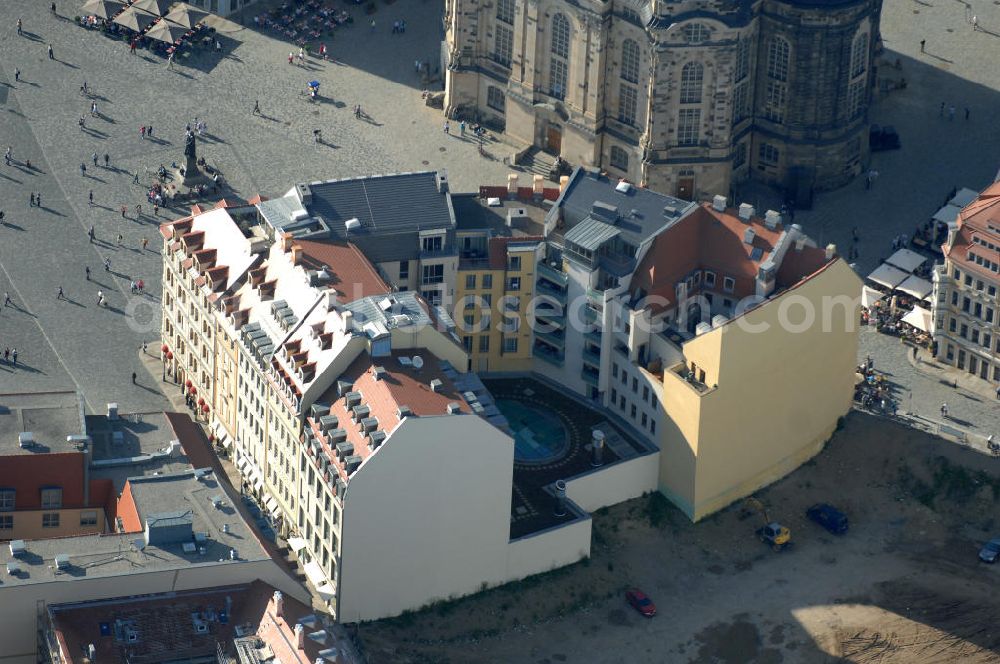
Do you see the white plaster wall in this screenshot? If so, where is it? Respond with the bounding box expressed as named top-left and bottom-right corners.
top-left (564, 452), bottom-right (659, 513)
top-left (504, 517), bottom-right (591, 582)
top-left (338, 415), bottom-right (514, 622)
top-left (0, 559), bottom-right (308, 664)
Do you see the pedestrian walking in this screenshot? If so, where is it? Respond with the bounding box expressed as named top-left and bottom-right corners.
top-left (11, 349), bottom-right (17, 367)
top-left (298, 47), bottom-right (305, 63)
top-left (370, 18), bottom-right (375, 31)
top-left (51, 2), bottom-right (57, 15)
top-left (972, 15), bottom-right (978, 30)
top-left (153, 204), bottom-right (158, 216)
top-left (939, 101), bottom-right (945, 116)
top-left (948, 105), bottom-right (955, 120)
top-left (92, 152), bottom-right (98, 166)
top-left (135, 204), bottom-right (142, 217)
top-left (920, 39), bottom-right (925, 52)
top-left (3, 348), bottom-right (8, 362)
top-left (965, 107), bottom-right (970, 120)
top-left (14, 69), bottom-right (20, 83)
top-left (132, 371), bottom-right (137, 384)
top-left (85, 266), bottom-right (90, 280)
top-left (88, 225), bottom-right (95, 242)
top-left (29, 193), bottom-right (35, 207)
top-left (133, 172), bottom-right (140, 185)
top-left (35, 193), bottom-right (40, 208)
top-left (57, 286), bottom-right (64, 299)
top-left (96, 290), bottom-right (104, 306)
top-left (400, 20), bottom-right (406, 33)
top-left (117, 233), bottom-right (123, 245)
top-left (141, 237), bottom-right (149, 251)
top-left (252, 99), bottom-right (261, 115)
top-left (147, 125), bottom-right (153, 137)
top-left (167, 52), bottom-right (174, 69)
top-left (996, 385), bottom-right (1000, 400)
top-left (444, 121), bottom-right (450, 134)
top-left (140, 125), bottom-right (146, 139)
top-left (17, 18), bottom-right (22, 36)
top-left (104, 257), bottom-right (110, 271)
top-left (47, 45), bottom-right (54, 60)
top-left (80, 163), bottom-right (87, 176)
top-left (4, 292), bottom-right (11, 307)
top-left (120, 205), bottom-right (126, 219)
top-left (91, 101), bottom-right (97, 117)
top-left (460, 121), bottom-right (466, 137)
top-left (288, 52), bottom-right (294, 65)
top-left (79, 116), bottom-right (86, 130)
top-left (0, 211), bottom-right (5, 225)
top-left (415, 59), bottom-right (421, 73)
top-left (941, 402), bottom-right (949, 418)
top-left (103, 153), bottom-right (109, 167)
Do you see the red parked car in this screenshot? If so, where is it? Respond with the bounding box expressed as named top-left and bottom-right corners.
top-left (625, 588), bottom-right (656, 617)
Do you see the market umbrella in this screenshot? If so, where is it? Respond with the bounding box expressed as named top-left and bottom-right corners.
top-left (80, 0), bottom-right (126, 19)
top-left (113, 6), bottom-right (157, 31)
top-left (146, 18), bottom-right (187, 43)
top-left (131, 0), bottom-right (174, 16)
top-left (163, 2), bottom-right (208, 28)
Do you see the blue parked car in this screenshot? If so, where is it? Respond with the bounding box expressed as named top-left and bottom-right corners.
top-left (806, 504), bottom-right (849, 534)
top-left (979, 538), bottom-right (1000, 564)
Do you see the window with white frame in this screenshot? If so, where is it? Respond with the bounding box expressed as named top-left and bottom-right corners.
top-left (735, 37), bottom-right (750, 82)
top-left (610, 145), bottom-right (629, 171)
top-left (487, 86), bottom-right (506, 112)
top-left (767, 37), bottom-right (790, 82)
top-left (677, 108), bottom-right (700, 145)
top-left (732, 81), bottom-right (750, 123)
top-left (679, 62), bottom-right (703, 104)
top-left (550, 59), bottom-right (568, 100)
top-left (496, 0), bottom-right (515, 25)
top-left (683, 23), bottom-right (708, 44)
top-left (758, 143), bottom-right (779, 165)
top-left (764, 80), bottom-right (786, 124)
top-left (618, 84), bottom-right (637, 125)
top-left (494, 24), bottom-right (513, 66)
top-left (850, 32), bottom-right (868, 78)
top-left (621, 39), bottom-right (640, 83)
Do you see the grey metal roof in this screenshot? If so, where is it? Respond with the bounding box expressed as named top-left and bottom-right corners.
top-left (549, 168), bottom-right (697, 247)
top-left (563, 216), bottom-right (621, 251)
top-left (343, 290), bottom-right (431, 330)
top-left (301, 172), bottom-right (455, 263)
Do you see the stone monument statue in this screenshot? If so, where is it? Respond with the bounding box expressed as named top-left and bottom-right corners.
top-left (179, 130), bottom-right (207, 187)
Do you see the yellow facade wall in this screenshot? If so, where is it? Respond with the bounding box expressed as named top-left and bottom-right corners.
top-left (4, 508), bottom-right (106, 541)
top-left (658, 260), bottom-right (861, 521)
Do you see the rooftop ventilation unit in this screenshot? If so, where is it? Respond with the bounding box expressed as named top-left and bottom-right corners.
top-left (9, 540), bottom-right (26, 557)
top-left (344, 217), bottom-right (361, 233)
top-left (744, 228), bottom-right (756, 245)
top-left (6, 561), bottom-right (21, 575)
top-left (412, 356), bottom-right (424, 370)
top-left (738, 203), bottom-right (755, 221)
top-left (17, 432), bottom-right (34, 448)
top-left (112, 431), bottom-right (125, 446)
top-left (369, 430), bottom-right (386, 449)
top-left (396, 405), bottom-right (412, 419)
top-left (662, 205), bottom-right (681, 219)
top-left (54, 554), bottom-right (71, 570)
top-left (398, 356), bottom-right (412, 366)
top-left (67, 434), bottom-right (91, 450)
top-left (379, 297), bottom-right (394, 312)
top-left (344, 455), bottom-right (363, 474)
top-left (429, 379), bottom-right (443, 393)
top-left (591, 201), bottom-right (619, 222)
top-left (210, 495), bottom-right (225, 508)
top-left (107, 403), bottom-right (119, 420)
top-left (764, 209), bottom-right (781, 230)
top-left (712, 195), bottom-right (727, 212)
top-left (695, 322), bottom-right (713, 336)
top-left (344, 391), bottom-right (362, 407)
top-left (391, 314), bottom-right (412, 327)
top-left (487, 197), bottom-right (501, 207)
top-left (712, 314), bottom-right (730, 328)
top-left (373, 366), bottom-right (387, 381)
top-left (446, 402), bottom-right (462, 414)
top-left (615, 180), bottom-right (632, 194)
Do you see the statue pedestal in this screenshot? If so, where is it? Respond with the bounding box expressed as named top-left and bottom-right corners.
top-left (178, 155), bottom-right (208, 187)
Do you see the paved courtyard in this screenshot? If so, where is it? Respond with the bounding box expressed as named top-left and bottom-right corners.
top-left (0, 1), bottom-right (512, 413)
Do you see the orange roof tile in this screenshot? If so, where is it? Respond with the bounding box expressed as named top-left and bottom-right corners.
top-left (294, 239), bottom-right (390, 301)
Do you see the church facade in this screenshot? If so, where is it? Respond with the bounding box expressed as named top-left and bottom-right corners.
top-left (443, 0), bottom-right (883, 201)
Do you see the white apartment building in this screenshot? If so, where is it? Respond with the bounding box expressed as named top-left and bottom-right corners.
top-left (932, 180), bottom-right (1000, 384)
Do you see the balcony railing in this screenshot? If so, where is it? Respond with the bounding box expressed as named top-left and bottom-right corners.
top-left (535, 328), bottom-right (565, 349)
top-left (538, 261), bottom-right (569, 286)
top-left (582, 347), bottom-right (601, 367)
top-left (533, 343), bottom-right (565, 367)
top-left (581, 367), bottom-right (600, 386)
top-left (536, 279), bottom-right (567, 299)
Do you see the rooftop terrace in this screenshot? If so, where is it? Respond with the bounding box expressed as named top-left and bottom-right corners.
top-left (0, 391), bottom-right (85, 455)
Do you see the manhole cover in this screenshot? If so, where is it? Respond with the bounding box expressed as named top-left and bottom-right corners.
top-left (439, 147), bottom-right (446, 152)
top-left (421, 160), bottom-right (429, 165)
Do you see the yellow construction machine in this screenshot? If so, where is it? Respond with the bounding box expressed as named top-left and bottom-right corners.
top-left (744, 497), bottom-right (792, 552)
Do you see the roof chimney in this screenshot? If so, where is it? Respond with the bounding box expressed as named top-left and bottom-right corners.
top-left (295, 623), bottom-right (305, 650)
top-left (554, 479), bottom-right (567, 516)
top-left (430, 378), bottom-right (443, 393)
top-left (291, 244), bottom-right (302, 265)
top-left (533, 174), bottom-right (544, 195)
top-left (743, 228), bottom-right (756, 245)
top-left (712, 194), bottom-right (727, 212)
top-left (738, 203), bottom-right (755, 221)
top-left (273, 591), bottom-right (284, 618)
top-left (507, 173), bottom-right (519, 196)
top-left (279, 232), bottom-right (294, 252)
top-left (763, 210), bottom-right (781, 230)
top-left (437, 171), bottom-right (449, 193)
top-left (825, 244), bottom-right (837, 260)
top-left (591, 430), bottom-right (605, 467)
top-left (446, 402), bottom-right (461, 414)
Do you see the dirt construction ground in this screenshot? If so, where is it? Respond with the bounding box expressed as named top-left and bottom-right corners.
top-left (357, 412), bottom-right (1000, 663)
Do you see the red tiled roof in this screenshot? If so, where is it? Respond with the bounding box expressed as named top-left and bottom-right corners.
top-left (294, 239), bottom-right (390, 301)
top-left (308, 351), bottom-right (470, 480)
top-left (632, 204), bottom-right (831, 311)
top-left (248, 193), bottom-right (268, 205)
top-left (117, 480), bottom-right (142, 533)
top-left (0, 453), bottom-right (89, 510)
top-left (944, 185), bottom-right (1000, 281)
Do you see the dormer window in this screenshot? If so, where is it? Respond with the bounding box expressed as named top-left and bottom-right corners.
top-left (704, 271), bottom-right (716, 287)
top-left (421, 235), bottom-right (444, 253)
top-left (723, 277), bottom-right (735, 292)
